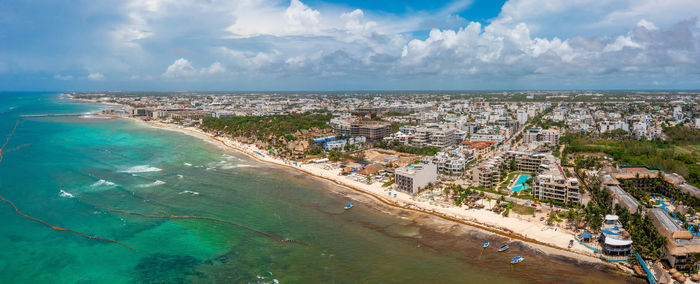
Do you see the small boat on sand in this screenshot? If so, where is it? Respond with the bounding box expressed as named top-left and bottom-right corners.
top-left (483, 241), bottom-right (490, 248)
top-left (511, 256), bottom-right (524, 264)
top-left (344, 202), bottom-right (354, 210)
top-left (498, 244), bottom-right (510, 252)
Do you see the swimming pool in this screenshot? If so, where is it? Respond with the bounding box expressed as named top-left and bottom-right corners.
top-left (511, 174), bottom-right (531, 192)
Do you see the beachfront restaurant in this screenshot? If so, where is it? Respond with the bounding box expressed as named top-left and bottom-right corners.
top-left (599, 215), bottom-right (633, 256)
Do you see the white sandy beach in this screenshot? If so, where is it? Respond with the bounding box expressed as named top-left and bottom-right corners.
top-left (131, 118), bottom-right (614, 265)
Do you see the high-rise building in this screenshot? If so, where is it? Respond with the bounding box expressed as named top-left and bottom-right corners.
top-left (517, 109), bottom-right (529, 125)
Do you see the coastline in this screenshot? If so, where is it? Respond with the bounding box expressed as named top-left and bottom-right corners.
top-left (128, 117), bottom-right (616, 267)
top-left (68, 93), bottom-right (631, 273)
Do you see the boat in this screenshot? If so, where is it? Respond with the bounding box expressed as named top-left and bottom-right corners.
top-left (482, 241), bottom-right (490, 248)
top-left (344, 202), bottom-right (354, 210)
top-left (511, 256), bottom-right (524, 264)
top-left (498, 244), bottom-right (510, 252)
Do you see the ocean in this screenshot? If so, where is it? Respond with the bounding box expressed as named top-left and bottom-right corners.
top-left (0, 93), bottom-right (640, 283)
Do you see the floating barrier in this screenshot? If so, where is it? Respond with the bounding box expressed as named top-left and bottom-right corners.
top-left (0, 120), bottom-right (19, 164)
top-left (0, 195), bottom-right (134, 249)
top-left (110, 210), bottom-right (309, 246)
top-left (0, 120), bottom-right (134, 250)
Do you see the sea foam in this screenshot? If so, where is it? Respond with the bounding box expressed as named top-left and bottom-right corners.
top-left (138, 180), bottom-right (166, 188)
top-left (122, 165), bottom-right (162, 173)
top-left (59, 189), bottom-right (75, 198)
top-left (179, 190), bottom-right (199, 195)
top-left (91, 179), bottom-right (116, 187)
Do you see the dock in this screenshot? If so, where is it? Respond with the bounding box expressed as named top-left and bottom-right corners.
top-left (19, 113), bottom-right (88, 118)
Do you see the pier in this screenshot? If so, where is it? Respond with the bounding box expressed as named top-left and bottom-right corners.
top-left (19, 113), bottom-right (88, 118)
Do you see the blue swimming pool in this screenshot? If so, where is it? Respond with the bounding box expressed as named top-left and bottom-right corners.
top-left (511, 174), bottom-right (531, 192)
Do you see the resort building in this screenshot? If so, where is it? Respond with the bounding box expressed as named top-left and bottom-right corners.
top-left (505, 151), bottom-right (552, 173)
top-left (411, 126), bottom-right (457, 148)
top-left (395, 163), bottom-right (438, 194)
top-left (532, 163), bottom-right (580, 204)
top-left (648, 208), bottom-right (700, 270)
top-left (473, 154), bottom-right (504, 189)
top-left (599, 215), bottom-right (633, 256)
top-left (330, 116), bottom-right (354, 137)
top-left (350, 121), bottom-right (391, 141)
top-left (425, 152), bottom-right (470, 176)
top-left (606, 184), bottom-right (640, 214)
top-left (612, 165), bottom-right (700, 200)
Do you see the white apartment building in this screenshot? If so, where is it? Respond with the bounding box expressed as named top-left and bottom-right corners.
top-left (674, 106), bottom-right (684, 122)
top-left (533, 164), bottom-right (580, 204)
top-left (395, 163), bottom-right (438, 194)
top-left (517, 109), bottom-right (529, 125)
top-left (523, 128), bottom-right (559, 145)
top-left (426, 152), bottom-right (470, 176)
top-left (599, 120), bottom-right (629, 133)
top-left (411, 127), bottom-right (457, 148)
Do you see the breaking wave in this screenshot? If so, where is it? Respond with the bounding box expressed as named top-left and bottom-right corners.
top-left (59, 189), bottom-right (75, 198)
top-left (179, 190), bottom-right (199, 196)
top-left (122, 165), bottom-right (162, 173)
top-left (91, 179), bottom-right (116, 187)
top-left (137, 180), bottom-right (166, 188)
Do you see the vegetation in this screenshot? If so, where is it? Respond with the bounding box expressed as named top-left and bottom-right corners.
top-left (502, 201), bottom-right (514, 216)
top-left (393, 145), bottom-right (441, 156)
top-left (512, 204), bottom-right (536, 215)
top-left (201, 111), bottom-right (332, 138)
top-left (560, 129), bottom-right (700, 187)
top-left (615, 205), bottom-right (667, 259)
top-left (383, 111), bottom-right (413, 117)
top-left (538, 119), bottom-right (565, 129)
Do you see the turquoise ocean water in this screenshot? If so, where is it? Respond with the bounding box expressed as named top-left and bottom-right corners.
top-left (0, 93), bottom-right (639, 283)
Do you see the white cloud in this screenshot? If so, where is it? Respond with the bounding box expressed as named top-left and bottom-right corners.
top-left (203, 62), bottom-right (226, 74)
top-left (163, 58), bottom-right (197, 77)
top-left (636, 19), bottom-right (658, 31)
top-left (7, 0), bottom-right (699, 88)
top-left (87, 72), bottom-right (105, 81)
top-left (602, 35), bottom-right (641, 52)
top-left (285, 0), bottom-right (321, 33)
top-left (163, 58), bottom-right (226, 77)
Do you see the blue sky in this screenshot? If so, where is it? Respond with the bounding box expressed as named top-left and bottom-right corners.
top-left (0, 0), bottom-right (699, 91)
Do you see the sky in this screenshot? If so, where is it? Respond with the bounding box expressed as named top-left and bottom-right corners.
top-left (0, 0), bottom-right (699, 91)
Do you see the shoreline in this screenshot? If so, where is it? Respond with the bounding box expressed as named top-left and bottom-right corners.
top-left (130, 118), bottom-right (616, 266)
top-left (68, 95), bottom-right (628, 273)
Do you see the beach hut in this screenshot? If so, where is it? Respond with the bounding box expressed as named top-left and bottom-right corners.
top-left (341, 167), bottom-right (353, 175)
top-left (357, 163), bottom-right (385, 175)
top-left (580, 233), bottom-right (593, 242)
top-left (692, 274), bottom-right (700, 281)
